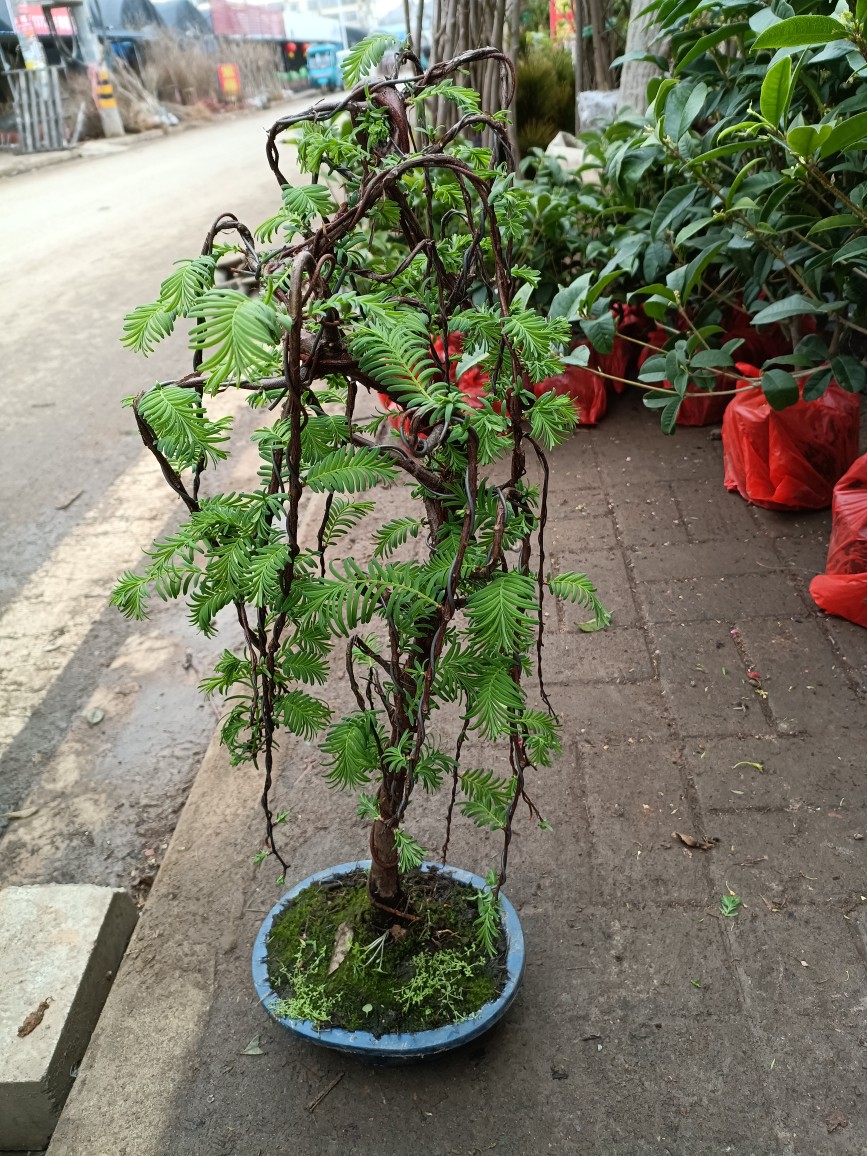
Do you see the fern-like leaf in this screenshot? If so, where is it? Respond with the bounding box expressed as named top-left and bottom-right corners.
top-left (349, 316), bottom-right (448, 415)
top-left (459, 768), bottom-right (515, 830)
top-left (393, 829), bottom-right (426, 872)
top-left (110, 570), bottom-right (151, 619)
top-left (548, 571), bottom-right (611, 632)
top-left (245, 543), bottom-right (289, 606)
top-left (465, 661), bottom-right (525, 740)
top-left (465, 571), bottom-right (539, 654)
top-left (189, 289), bottom-right (285, 388)
top-left (137, 385), bottom-right (233, 470)
top-left (275, 690), bottom-right (332, 740)
top-left (282, 182), bottom-right (337, 223)
top-left (502, 308), bottom-right (570, 383)
top-left (306, 446), bottom-right (396, 493)
top-left (121, 302), bottom-right (176, 355)
top-left (322, 499), bottom-right (375, 548)
top-left (519, 709), bottom-right (562, 767)
top-left (372, 516), bottom-right (424, 558)
top-left (322, 710), bottom-right (381, 789)
top-left (341, 33), bottom-right (398, 88)
top-left (158, 256), bottom-right (216, 315)
top-left (529, 390), bottom-right (579, 449)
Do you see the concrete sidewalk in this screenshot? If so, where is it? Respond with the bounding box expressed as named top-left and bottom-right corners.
top-left (47, 391), bottom-right (867, 1155)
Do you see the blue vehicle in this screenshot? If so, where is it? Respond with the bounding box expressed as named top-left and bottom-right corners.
top-left (306, 43), bottom-right (344, 91)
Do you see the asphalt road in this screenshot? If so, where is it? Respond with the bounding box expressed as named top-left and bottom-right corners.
top-left (0, 103), bottom-right (309, 894)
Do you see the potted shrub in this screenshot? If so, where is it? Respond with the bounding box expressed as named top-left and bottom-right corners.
top-left (111, 38), bottom-right (606, 1059)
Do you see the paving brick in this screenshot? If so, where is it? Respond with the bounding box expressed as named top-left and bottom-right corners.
top-left (651, 622), bottom-right (770, 738)
top-left (677, 482), bottom-right (761, 541)
top-left (544, 432), bottom-right (604, 483)
top-left (585, 905), bottom-right (742, 1021)
top-left (762, 1025), bottom-right (867, 1155)
top-left (773, 534), bottom-right (829, 580)
top-left (541, 628), bottom-right (654, 684)
top-left (684, 735), bottom-right (867, 814)
top-left (554, 681), bottom-right (675, 745)
top-left (723, 905), bottom-right (867, 1022)
top-left (749, 505), bottom-right (832, 540)
top-left (640, 572), bottom-right (804, 624)
top-left (609, 485), bottom-right (691, 547)
top-left (822, 615), bottom-right (867, 692)
top-left (0, 885), bottom-right (137, 1150)
top-left (596, 427), bottom-right (723, 486)
top-left (706, 810), bottom-right (867, 909)
top-left (735, 616), bottom-right (865, 736)
top-left (629, 539), bottom-right (783, 582)
top-left (579, 741), bottom-right (712, 904)
top-left (546, 490), bottom-right (619, 549)
top-left (551, 547), bottom-right (639, 629)
top-left (576, 1017), bottom-right (777, 1154)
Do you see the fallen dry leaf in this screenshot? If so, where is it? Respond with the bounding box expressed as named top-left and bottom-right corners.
top-left (673, 831), bottom-right (716, 851)
top-left (327, 922), bottom-right (354, 975)
top-left (18, 998), bottom-right (52, 1038)
top-left (4, 807), bottom-right (38, 820)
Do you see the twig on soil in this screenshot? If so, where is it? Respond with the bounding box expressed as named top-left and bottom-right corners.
top-left (308, 1071), bottom-right (345, 1112)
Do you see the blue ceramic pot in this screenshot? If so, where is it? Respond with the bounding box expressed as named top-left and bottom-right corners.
top-left (252, 859), bottom-right (525, 1062)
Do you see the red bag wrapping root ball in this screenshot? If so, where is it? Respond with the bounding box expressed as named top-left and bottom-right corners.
top-left (809, 455), bottom-right (867, 628)
top-left (533, 361), bottom-right (607, 426)
top-left (380, 332), bottom-right (607, 428)
top-left (722, 372), bottom-right (861, 511)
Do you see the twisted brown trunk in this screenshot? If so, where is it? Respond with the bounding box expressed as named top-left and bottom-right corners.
top-left (369, 812), bottom-right (400, 904)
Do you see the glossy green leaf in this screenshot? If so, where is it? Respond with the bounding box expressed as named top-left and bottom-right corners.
top-left (819, 111), bottom-right (867, 156)
top-left (579, 311), bottom-right (616, 354)
top-left (650, 185), bottom-right (698, 240)
top-left (753, 15), bottom-right (848, 50)
top-left (831, 355), bottom-right (866, 392)
top-left (750, 294), bottom-right (832, 326)
top-left (760, 55), bottom-right (793, 126)
top-left (832, 236), bottom-right (867, 264)
top-left (806, 214), bottom-right (860, 235)
top-left (675, 22), bottom-right (750, 73)
top-left (663, 82), bottom-right (708, 143)
top-left (761, 368), bottom-right (799, 410)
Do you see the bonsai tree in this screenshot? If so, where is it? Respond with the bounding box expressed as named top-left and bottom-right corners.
top-left (112, 38), bottom-right (605, 957)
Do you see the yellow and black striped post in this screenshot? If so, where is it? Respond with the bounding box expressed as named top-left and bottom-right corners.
top-left (95, 67), bottom-right (117, 110)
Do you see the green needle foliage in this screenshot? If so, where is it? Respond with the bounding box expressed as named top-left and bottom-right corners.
top-left (112, 38), bottom-right (607, 955)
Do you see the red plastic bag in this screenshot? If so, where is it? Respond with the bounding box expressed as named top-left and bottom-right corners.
top-left (809, 455), bottom-right (867, 628)
top-left (378, 333), bottom-right (490, 431)
top-left (534, 361), bottom-right (607, 425)
top-left (599, 303), bottom-right (647, 394)
top-left (722, 373), bottom-right (861, 510)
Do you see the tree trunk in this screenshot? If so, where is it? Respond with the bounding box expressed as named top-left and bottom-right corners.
top-left (617, 0), bottom-right (663, 114)
top-left (586, 0), bottom-right (612, 90)
top-left (369, 813), bottom-right (400, 904)
top-left (573, 0), bottom-right (583, 132)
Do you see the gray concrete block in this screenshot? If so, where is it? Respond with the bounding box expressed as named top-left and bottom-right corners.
top-left (0, 885), bottom-right (137, 1150)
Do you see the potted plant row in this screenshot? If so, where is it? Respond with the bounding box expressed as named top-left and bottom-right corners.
top-left (111, 37), bottom-right (606, 1059)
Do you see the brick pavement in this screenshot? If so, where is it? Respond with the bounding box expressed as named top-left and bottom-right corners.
top-left (48, 390), bottom-right (867, 1156)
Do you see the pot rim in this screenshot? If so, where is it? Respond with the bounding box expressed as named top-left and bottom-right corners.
top-left (252, 859), bottom-right (525, 1058)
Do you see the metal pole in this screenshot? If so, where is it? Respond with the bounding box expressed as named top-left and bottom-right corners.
top-left (70, 0), bottom-right (125, 137)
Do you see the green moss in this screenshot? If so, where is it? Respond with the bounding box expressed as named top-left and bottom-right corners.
top-left (266, 868), bottom-right (505, 1035)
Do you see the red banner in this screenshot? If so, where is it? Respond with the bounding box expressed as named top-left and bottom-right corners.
top-left (549, 0), bottom-right (574, 39)
top-left (15, 5), bottom-right (76, 37)
top-left (210, 0), bottom-right (284, 38)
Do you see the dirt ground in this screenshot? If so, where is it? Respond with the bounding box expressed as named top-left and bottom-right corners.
top-left (45, 387), bottom-right (867, 1156)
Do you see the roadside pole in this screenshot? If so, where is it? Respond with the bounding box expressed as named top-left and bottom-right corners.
top-left (68, 0), bottom-right (125, 137)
